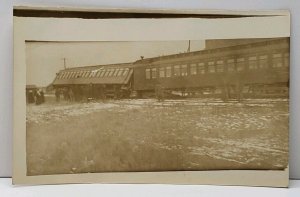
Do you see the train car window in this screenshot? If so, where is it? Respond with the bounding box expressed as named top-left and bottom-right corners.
top-left (64, 72), bottom-right (69, 79)
top-left (97, 70), bottom-right (102, 77)
top-left (70, 72), bottom-right (75, 78)
top-left (174, 65), bottom-right (180, 76)
top-left (63, 72), bottom-right (68, 78)
top-left (104, 70), bottom-right (110, 77)
top-left (93, 71), bottom-right (99, 77)
top-left (208, 61), bottom-right (215, 73)
top-left (166, 66), bottom-right (172, 77)
top-left (259, 55), bottom-right (268, 69)
top-left (117, 69), bottom-right (124, 76)
top-left (198, 63), bottom-right (205, 74)
top-left (64, 72), bottom-right (68, 78)
top-left (105, 70), bottom-right (111, 77)
top-left (248, 56), bottom-right (258, 70)
top-left (190, 63), bottom-right (197, 75)
top-left (109, 69), bottom-right (115, 77)
top-left (73, 72), bottom-right (77, 78)
top-left (75, 71), bottom-right (80, 78)
top-left (151, 68), bottom-right (157, 79)
top-left (159, 67), bottom-right (165, 78)
top-left (123, 68), bottom-right (129, 76)
top-left (272, 53), bottom-right (283, 68)
top-left (284, 53), bottom-right (289, 67)
top-left (85, 71), bottom-right (91, 78)
top-left (96, 70), bottom-right (101, 77)
top-left (236, 58), bottom-right (245, 72)
top-left (89, 71), bottom-right (95, 78)
top-left (114, 69), bottom-right (120, 77)
top-left (227, 59), bottom-right (235, 72)
top-left (181, 64), bottom-right (188, 76)
top-left (100, 70), bottom-right (106, 77)
top-left (216, 61), bottom-right (224, 72)
top-left (145, 68), bottom-right (151, 79)
top-left (79, 71), bottom-right (84, 78)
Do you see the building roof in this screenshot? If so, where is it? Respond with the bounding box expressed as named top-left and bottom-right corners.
top-left (52, 63), bottom-right (133, 85)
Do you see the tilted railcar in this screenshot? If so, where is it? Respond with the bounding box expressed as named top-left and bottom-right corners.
top-left (133, 38), bottom-right (289, 99)
top-left (52, 63), bottom-right (134, 100)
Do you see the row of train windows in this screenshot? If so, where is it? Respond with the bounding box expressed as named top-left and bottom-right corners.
top-left (57, 68), bottom-right (130, 79)
top-left (145, 53), bottom-right (289, 79)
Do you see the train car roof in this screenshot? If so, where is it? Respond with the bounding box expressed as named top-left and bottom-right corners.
top-left (52, 63), bottom-right (133, 85)
top-left (61, 62), bottom-right (133, 71)
top-left (133, 37), bottom-right (289, 65)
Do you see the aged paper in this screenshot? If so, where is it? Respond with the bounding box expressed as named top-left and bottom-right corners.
top-left (14, 7), bottom-right (290, 186)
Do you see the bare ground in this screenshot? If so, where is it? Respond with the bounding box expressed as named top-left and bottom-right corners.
top-left (26, 97), bottom-right (289, 175)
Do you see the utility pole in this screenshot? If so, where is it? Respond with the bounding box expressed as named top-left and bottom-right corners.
top-left (62, 58), bottom-right (67, 69)
top-left (187, 40), bottom-right (191, 53)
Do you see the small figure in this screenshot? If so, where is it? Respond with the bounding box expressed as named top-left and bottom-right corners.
top-left (35, 90), bottom-right (42, 105)
top-left (27, 90), bottom-right (35, 104)
top-left (68, 88), bottom-right (75, 102)
top-left (55, 88), bottom-right (61, 102)
top-left (40, 89), bottom-right (45, 103)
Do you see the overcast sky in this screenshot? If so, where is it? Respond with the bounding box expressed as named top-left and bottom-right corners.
top-left (26, 40), bottom-right (205, 87)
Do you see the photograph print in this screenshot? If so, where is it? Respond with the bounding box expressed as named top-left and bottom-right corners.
top-left (26, 38), bottom-right (289, 176)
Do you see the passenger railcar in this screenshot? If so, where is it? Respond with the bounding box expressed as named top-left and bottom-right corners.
top-left (133, 38), bottom-right (289, 99)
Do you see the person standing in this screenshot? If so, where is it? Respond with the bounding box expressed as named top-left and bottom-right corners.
top-left (55, 88), bottom-right (60, 102)
top-left (68, 88), bottom-right (75, 102)
top-left (40, 89), bottom-right (45, 103)
top-left (35, 90), bottom-right (42, 105)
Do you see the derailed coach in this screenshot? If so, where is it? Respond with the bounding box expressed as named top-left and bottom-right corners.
top-left (52, 63), bottom-right (133, 101)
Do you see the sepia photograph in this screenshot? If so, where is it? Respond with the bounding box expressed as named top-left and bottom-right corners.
top-left (13, 9), bottom-right (290, 186)
top-left (25, 38), bottom-right (289, 176)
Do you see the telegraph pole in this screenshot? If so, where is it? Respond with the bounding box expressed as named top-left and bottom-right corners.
top-left (62, 58), bottom-right (67, 69)
top-left (187, 40), bottom-right (191, 53)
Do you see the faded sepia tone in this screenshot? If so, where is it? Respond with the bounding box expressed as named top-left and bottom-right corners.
top-left (26, 38), bottom-right (289, 176)
top-left (14, 9), bottom-right (290, 186)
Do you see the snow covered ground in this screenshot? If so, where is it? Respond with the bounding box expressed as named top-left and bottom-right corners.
top-left (26, 98), bottom-right (289, 175)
